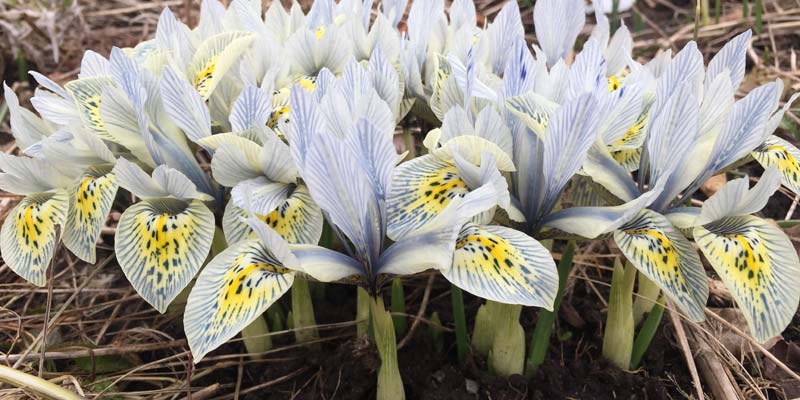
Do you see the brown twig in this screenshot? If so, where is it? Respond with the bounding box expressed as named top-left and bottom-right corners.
top-left (705, 309), bottom-right (800, 382)
top-left (668, 305), bottom-right (706, 400)
top-left (397, 273), bottom-right (435, 350)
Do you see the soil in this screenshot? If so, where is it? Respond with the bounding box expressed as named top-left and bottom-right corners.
top-left (177, 275), bottom-right (698, 400)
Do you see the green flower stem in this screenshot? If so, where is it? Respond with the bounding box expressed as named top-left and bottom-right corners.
top-left (291, 278), bottom-right (320, 348)
top-left (241, 315), bottom-right (271, 358)
top-left (630, 295), bottom-right (666, 369)
top-left (16, 49), bottom-right (29, 84)
top-left (525, 240), bottom-right (575, 377)
top-left (402, 127), bottom-right (416, 161)
top-left (472, 300), bottom-right (501, 357)
top-left (371, 296), bottom-right (405, 400)
top-left (602, 259), bottom-right (636, 370)
top-left (700, 0), bottom-right (711, 25)
top-left (267, 303), bottom-right (285, 332)
top-left (611, 0), bottom-right (620, 33)
top-left (0, 365), bottom-right (82, 400)
top-left (633, 271), bottom-right (660, 325)
top-left (451, 285), bottom-right (468, 364)
top-left (489, 303), bottom-right (525, 376)
top-left (356, 286), bottom-right (371, 337)
top-left (391, 278), bottom-right (408, 336)
top-left (755, 0), bottom-right (763, 33)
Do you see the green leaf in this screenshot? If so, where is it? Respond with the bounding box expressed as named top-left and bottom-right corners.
top-left (391, 278), bottom-right (408, 336)
top-left (451, 285), bottom-right (468, 364)
top-left (526, 240), bottom-right (575, 376)
top-left (429, 312), bottom-right (444, 353)
top-left (630, 295), bottom-right (666, 369)
top-left (633, 271), bottom-right (661, 325)
top-left (74, 355), bottom-right (134, 374)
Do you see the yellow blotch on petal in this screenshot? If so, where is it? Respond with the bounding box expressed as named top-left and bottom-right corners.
top-left (194, 61), bottom-right (217, 98)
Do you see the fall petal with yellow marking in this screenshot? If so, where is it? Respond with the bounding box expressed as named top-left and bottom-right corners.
top-left (613, 209), bottom-right (708, 321)
top-left (695, 215), bottom-right (800, 342)
top-left (610, 147), bottom-right (642, 172)
top-left (223, 185), bottom-right (323, 246)
top-left (387, 155), bottom-right (469, 240)
top-left (184, 239), bottom-right (294, 362)
top-left (255, 185), bottom-right (323, 245)
top-left (194, 62), bottom-right (217, 98)
top-left (63, 169), bottom-right (118, 264)
top-left (267, 78), bottom-right (317, 132)
top-left (188, 32), bottom-right (255, 100)
top-left (64, 77), bottom-right (117, 140)
top-left (608, 76), bottom-right (622, 91)
top-left (609, 113), bottom-right (647, 150)
top-left (1, 191), bottom-right (68, 286)
top-left (442, 224), bottom-right (558, 308)
top-left (752, 136), bottom-right (800, 196)
top-left (115, 199), bottom-right (215, 312)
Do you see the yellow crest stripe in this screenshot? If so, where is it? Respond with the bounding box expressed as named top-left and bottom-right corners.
top-left (115, 199), bottom-right (215, 313)
top-left (1, 191), bottom-right (68, 286)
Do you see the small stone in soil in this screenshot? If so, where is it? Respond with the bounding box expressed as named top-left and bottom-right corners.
top-left (465, 379), bottom-right (479, 394)
top-left (432, 369), bottom-right (446, 384)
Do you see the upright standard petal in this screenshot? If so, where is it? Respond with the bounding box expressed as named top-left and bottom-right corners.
top-left (541, 93), bottom-right (600, 216)
top-left (533, 0), bottom-right (585, 66)
top-left (699, 82), bottom-right (781, 183)
top-left (161, 66), bottom-right (212, 143)
top-left (301, 132), bottom-right (377, 261)
top-left (3, 83), bottom-right (55, 150)
top-left (230, 85), bottom-right (272, 133)
top-left (705, 30), bottom-right (751, 92)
